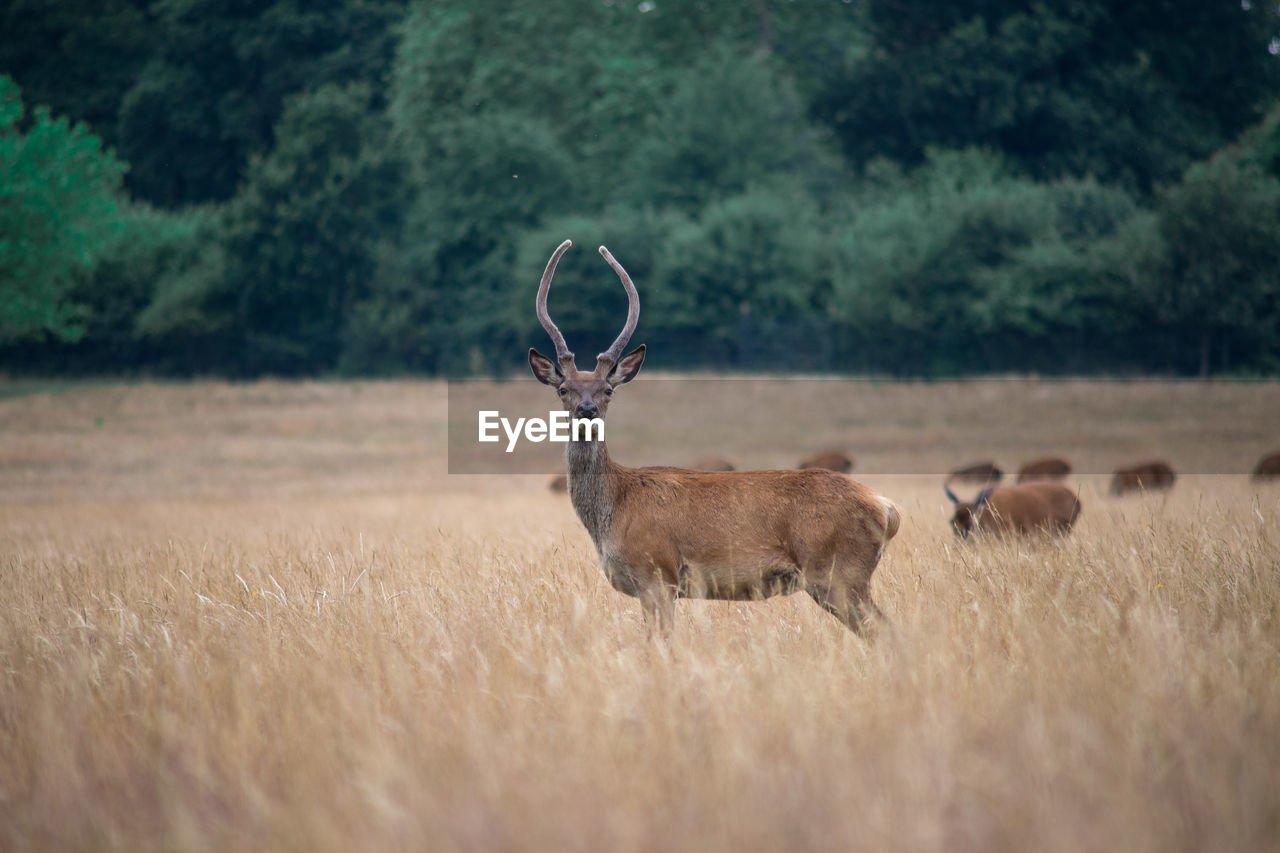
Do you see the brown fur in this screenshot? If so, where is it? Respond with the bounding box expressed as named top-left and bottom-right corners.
top-left (948, 482), bottom-right (1081, 538)
top-left (530, 240), bottom-right (899, 638)
top-left (1016, 457), bottom-right (1072, 482)
top-left (1109, 461), bottom-right (1177, 495)
top-left (798, 449), bottom-right (854, 474)
top-left (603, 463), bottom-right (898, 604)
top-left (554, 461), bottom-right (732, 491)
top-left (949, 460), bottom-right (1004, 484)
top-left (1252, 452), bottom-right (1280, 481)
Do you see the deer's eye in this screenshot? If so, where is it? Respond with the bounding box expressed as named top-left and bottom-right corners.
top-left (557, 387), bottom-right (568, 396)
top-left (603, 387), bottom-right (614, 396)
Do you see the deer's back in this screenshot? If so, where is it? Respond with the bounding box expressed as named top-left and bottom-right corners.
top-left (981, 482), bottom-right (1080, 533)
top-left (608, 466), bottom-right (895, 568)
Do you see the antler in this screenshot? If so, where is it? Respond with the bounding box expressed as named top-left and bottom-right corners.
top-left (536, 239), bottom-right (576, 372)
top-left (596, 245), bottom-right (640, 368)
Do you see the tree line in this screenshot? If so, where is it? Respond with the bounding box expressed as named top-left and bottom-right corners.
top-left (2, 0), bottom-right (1279, 377)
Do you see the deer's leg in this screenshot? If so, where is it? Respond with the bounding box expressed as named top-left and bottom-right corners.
top-left (604, 554), bottom-right (676, 637)
top-left (805, 579), bottom-right (884, 639)
top-left (637, 582), bottom-right (676, 638)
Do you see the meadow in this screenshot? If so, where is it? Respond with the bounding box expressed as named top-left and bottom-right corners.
top-left (1, 378), bottom-right (1278, 851)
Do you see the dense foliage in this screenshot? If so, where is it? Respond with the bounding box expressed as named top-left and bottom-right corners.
top-left (2, 0), bottom-right (1279, 376)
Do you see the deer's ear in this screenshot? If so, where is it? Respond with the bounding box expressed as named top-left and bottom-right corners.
top-left (608, 344), bottom-right (645, 386)
top-left (529, 348), bottom-right (562, 386)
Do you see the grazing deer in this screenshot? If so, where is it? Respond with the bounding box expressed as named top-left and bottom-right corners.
top-left (688, 455), bottom-right (737, 472)
top-left (528, 240), bottom-right (901, 637)
top-left (1016, 457), bottom-right (1072, 482)
top-left (1109, 460), bottom-right (1177, 495)
top-left (798, 449), bottom-right (854, 474)
top-left (944, 480), bottom-right (1081, 538)
top-left (948, 460), bottom-right (1004, 485)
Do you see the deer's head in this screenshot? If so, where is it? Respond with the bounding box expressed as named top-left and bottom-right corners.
top-left (528, 240), bottom-right (645, 421)
top-left (944, 480), bottom-right (995, 538)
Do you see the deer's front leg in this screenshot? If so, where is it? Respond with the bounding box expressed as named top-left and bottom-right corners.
top-left (637, 582), bottom-right (675, 638)
top-left (603, 550), bottom-right (676, 638)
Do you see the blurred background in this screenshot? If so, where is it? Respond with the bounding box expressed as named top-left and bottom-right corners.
top-left (2, 0), bottom-right (1279, 379)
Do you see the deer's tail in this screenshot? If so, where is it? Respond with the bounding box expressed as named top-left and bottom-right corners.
top-left (877, 495), bottom-right (901, 542)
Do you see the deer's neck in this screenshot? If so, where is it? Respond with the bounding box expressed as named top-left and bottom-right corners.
top-left (565, 436), bottom-right (617, 550)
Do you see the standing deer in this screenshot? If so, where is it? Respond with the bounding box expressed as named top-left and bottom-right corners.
top-left (528, 240), bottom-right (901, 637)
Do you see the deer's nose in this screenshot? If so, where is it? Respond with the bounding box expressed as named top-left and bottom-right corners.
top-left (575, 401), bottom-right (599, 420)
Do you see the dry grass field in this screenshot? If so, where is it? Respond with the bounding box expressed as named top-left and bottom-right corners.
top-left (2, 378), bottom-right (1279, 852)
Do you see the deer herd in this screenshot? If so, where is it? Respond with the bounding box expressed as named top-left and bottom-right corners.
top-left (527, 240), bottom-right (1280, 640)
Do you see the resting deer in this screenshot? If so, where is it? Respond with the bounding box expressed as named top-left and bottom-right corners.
top-left (528, 240), bottom-right (901, 638)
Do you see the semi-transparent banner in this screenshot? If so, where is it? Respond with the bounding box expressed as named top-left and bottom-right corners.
top-left (447, 377), bottom-right (1280, 477)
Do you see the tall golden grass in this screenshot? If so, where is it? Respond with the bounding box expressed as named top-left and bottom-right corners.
top-left (1, 379), bottom-right (1278, 851)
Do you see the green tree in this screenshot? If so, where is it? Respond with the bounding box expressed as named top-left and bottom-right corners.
top-left (0, 0), bottom-right (158, 149)
top-left (140, 83), bottom-right (405, 376)
top-left (970, 177), bottom-right (1143, 337)
top-left (0, 76), bottom-right (127, 344)
top-left (347, 108), bottom-right (575, 375)
top-left (132, 211), bottom-right (235, 373)
top-left (1233, 101), bottom-right (1280, 178)
top-left (1146, 156), bottom-right (1280, 376)
top-left (116, 0), bottom-right (405, 206)
top-left (51, 204), bottom-right (213, 372)
top-left (620, 47), bottom-right (850, 211)
top-left (227, 83), bottom-right (404, 375)
top-left (650, 188), bottom-right (830, 357)
top-left (830, 149), bottom-right (1144, 373)
top-left (351, 3), bottom-right (610, 374)
top-left (361, 2), bottom-right (860, 374)
top-left (815, 1), bottom-right (1280, 192)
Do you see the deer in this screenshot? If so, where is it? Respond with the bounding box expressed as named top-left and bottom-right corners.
top-left (1251, 451), bottom-right (1280, 481)
top-left (528, 240), bottom-right (901, 638)
top-left (943, 478), bottom-right (1081, 538)
top-left (1109, 460), bottom-right (1176, 495)
top-left (688, 455), bottom-right (737, 472)
top-left (1016, 457), bottom-right (1072, 482)
top-left (948, 460), bottom-right (1004, 485)
top-left (798, 449), bottom-right (855, 474)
